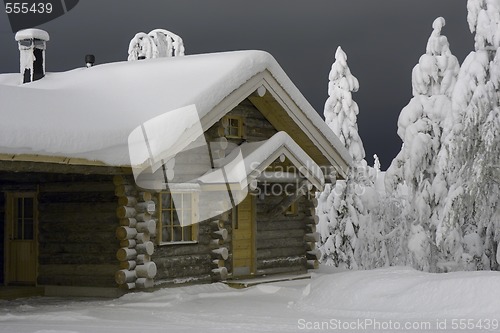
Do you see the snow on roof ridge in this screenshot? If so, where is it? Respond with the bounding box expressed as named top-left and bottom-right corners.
top-left (0, 49), bottom-right (350, 169)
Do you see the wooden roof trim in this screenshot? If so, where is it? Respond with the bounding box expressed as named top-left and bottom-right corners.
top-left (0, 154), bottom-right (131, 174)
top-left (251, 71), bottom-right (350, 178)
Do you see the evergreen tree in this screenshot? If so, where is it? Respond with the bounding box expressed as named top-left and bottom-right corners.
top-left (440, 0), bottom-right (500, 270)
top-left (318, 47), bottom-right (377, 269)
top-left (385, 17), bottom-right (460, 271)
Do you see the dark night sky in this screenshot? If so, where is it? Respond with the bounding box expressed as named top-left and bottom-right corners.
top-left (0, 0), bottom-right (474, 169)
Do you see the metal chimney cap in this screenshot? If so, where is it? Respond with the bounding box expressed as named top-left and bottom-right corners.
top-left (15, 29), bottom-right (50, 42)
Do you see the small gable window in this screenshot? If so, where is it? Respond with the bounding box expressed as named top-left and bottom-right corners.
top-left (223, 116), bottom-right (244, 139)
top-left (285, 201), bottom-right (298, 216)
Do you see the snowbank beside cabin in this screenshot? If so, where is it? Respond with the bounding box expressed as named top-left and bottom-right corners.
top-left (0, 267), bottom-right (498, 333)
top-left (297, 267), bottom-right (500, 317)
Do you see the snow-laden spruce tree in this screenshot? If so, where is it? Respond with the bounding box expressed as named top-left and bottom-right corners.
top-left (439, 0), bottom-right (500, 270)
top-left (385, 17), bottom-right (460, 272)
top-left (318, 47), bottom-right (385, 269)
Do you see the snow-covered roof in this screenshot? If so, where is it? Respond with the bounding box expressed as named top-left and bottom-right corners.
top-left (15, 28), bottom-right (50, 41)
top-left (0, 50), bottom-right (351, 173)
top-left (199, 131), bottom-right (325, 190)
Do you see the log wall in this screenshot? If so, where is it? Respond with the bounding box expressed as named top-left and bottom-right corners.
top-left (255, 186), bottom-right (319, 275)
top-left (151, 214), bottom-right (231, 286)
top-left (36, 174), bottom-right (119, 287)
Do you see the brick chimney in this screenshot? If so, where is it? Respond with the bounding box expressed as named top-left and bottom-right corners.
top-left (15, 29), bottom-right (50, 84)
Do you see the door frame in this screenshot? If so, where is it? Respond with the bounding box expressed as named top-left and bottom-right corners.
top-left (4, 191), bottom-right (39, 286)
top-left (232, 194), bottom-right (256, 277)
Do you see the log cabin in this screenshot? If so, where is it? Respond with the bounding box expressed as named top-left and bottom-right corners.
top-left (0, 29), bottom-right (351, 297)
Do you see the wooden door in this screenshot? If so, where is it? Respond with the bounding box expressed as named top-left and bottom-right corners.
top-left (232, 195), bottom-right (255, 276)
top-left (5, 193), bottom-right (37, 285)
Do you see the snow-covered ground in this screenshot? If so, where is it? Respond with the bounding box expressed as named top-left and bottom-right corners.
top-left (1, 266), bottom-right (499, 333)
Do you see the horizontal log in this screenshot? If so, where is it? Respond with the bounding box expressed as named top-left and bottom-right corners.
top-left (136, 262), bottom-right (157, 279)
top-left (154, 254), bottom-right (211, 270)
top-left (120, 239), bottom-right (137, 248)
top-left (117, 206), bottom-right (136, 219)
top-left (38, 202), bottom-right (116, 213)
top-left (257, 229), bottom-right (304, 240)
top-left (210, 220), bottom-right (225, 230)
top-left (120, 218), bottom-right (137, 227)
top-left (38, 191), bottom-right (116, 204)
top-left (256, 247), bottom-right (306, 260)
top-left (212, 259), bottom-right (225, 268)
top-left (256, 237), bottom-right (305, 250)
top-left (135, 233), bottom-right (151, 244)
top-left (304, 233), bottom-right (320, 243)
top-left (39, 253), bottom-right (116, 265)
top-left (154, 243), bottom-right (211, 257)
top-left (38, 274), bottom-right (116, 288)
top-left (314, 215), bottom-right (320, 225)
top-left (212, 267), bottom-right (228, 280)
top-left (137, 254), bottom-right (151, 265)
top-left (119, 282), bottom-right (136, 290)
top-left (256, 220), bottom-right (306, 231)
top-left (307, 260), bottom-right (319, 269)
top-left (139, 192), bottom-right (153, 202)
top-left (115, 185), bottom-right (137, 197)
top-left (115, 269), bottom-right (137, 284)
top-left (305, 208), bottom-right (315, 217)
top-left (136, 241), bottom-right (155, 255)
top-left (39, 231), bottom-right (115, 244)
top-left (306, 242), bottom-right (316, 251)
top-left (113, 175), bottom-right (133, 186)
top-left (306, 249), bottom-right (321, 261)
top-left (39, 181), bottom-right (114, 193)
top-left (136, 201), bottom-right (156, 214)
top-left (135, 213), bottom-right (152, 222)
top-left (256, 213), bottom-right (308, 223)
top-left (212, 247), bottom-right (229, 260)
top-left (209, 239), bottom-right (224, 248)
top-left (305, 224), bottom-right (317, 233)
top-left (156, 264), bottom-right (212, 280)
top-left (39, 242), bottom-right (115, 255)
top-left (256, 256), bottom-right (306, 270)
top-left (38, 211), bottom-right (117, 225)
top-left (116, 226), bottom-right (138, 240)
top-left (211, 229), bottom-right (228, 241)
top-left (120, 260), bottom-right (137, 270)
top-left (116, 248), bottom-right (137, 261)
top-left (135, 278), bottom-right (154, 289)
top-left (38, 264), bottom-right (118, 277)
top-left (255, 266), bottom-right (307, 276)
top-left (118, 196), bottom-right (138, 207)
top-left (137, 220), bottom-right (156, 234)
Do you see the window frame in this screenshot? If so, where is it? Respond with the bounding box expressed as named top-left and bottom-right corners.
top-left (157, 191), bottom-right (199, 245)
top-left (224, 115), bottom-right (244, 139)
